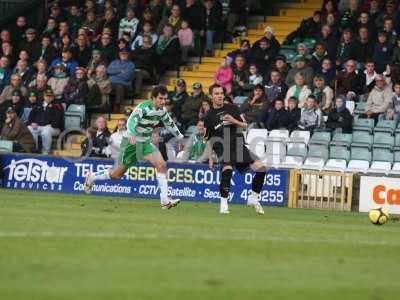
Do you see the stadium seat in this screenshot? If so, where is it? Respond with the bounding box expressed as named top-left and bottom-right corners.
top-left (309, 131), bottom-right (331, 146)
top-left (369, 148), bottom-right (393, 174)
top-left (374, 120), bottom-right (396, 134)
top-left (393, 134), bottom-right (400, 150)
top-left (302, 38), bottom-right (316, 49)
top-left (324, 146), bottom-right (350, 172)
top-left (347, 147), bottom-right (371, 173)
top-left (345, 100), bottom-right (355, 115)
top-left (372, 133), bottom-right (394, 150)
top-left (353, 118), bottom-right (374, 133)
top-left (351, 147), bottom-right (372, 161)
top-left (246, 129), bottom-right (268, 144)
top-left (267, 129), bottom-right (289, 142)
top-left (286, 143), bottom-right (307, 158)
top-left (354, 102), bottom-right (366, 115)
top-left (64, 104), bottom-right (86, 129)
top-left (302, 145), bottom-right (329, 170)
top-left (278, 48), bottom-right (297, 63)
top-left (329, 146), bottom-right (350, 161)
top-left (351, 131), bottom-right (373, 150)
top-left (288, 130), bottom-right (310, 145)
top-left (246, 129), bottom-right (269, 160)
top-left (391, 162), bottom-right (400, 174)
top-left (0, 140), bottom-right (13, 152)
top-left (330, 133), bottom-right (352, 148)
top-left (347, 160), bottom-right (370, 173)
top-left (265, 141), bottom-right (286, 167)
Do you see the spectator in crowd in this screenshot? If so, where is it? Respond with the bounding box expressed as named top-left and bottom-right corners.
top-left (392, 36), bottom-right (400, 82)
top-left (231, 54), bottom-right (250, 97)
top-left (1, 41), bottom-right (16, 67)
top-left (338, 0), bottom-right (358, 30)
top-left (228, 39), bottom-right (252, 63)
top-left (298, 95), bottom-right (323, 133)
top-left (382, 18), bottom-right (397, 45)
top-left (0, 106), bottom-right (35, 152)
top-left (50, 47), bottom-right (79, 77)
top-left (265, 69), bottom-right (288, 103)
top-left (29, 74), bottom-right (50, 103)
top-left (355, 12), bottom-right (375, 40)
top-left (354, 26), bottom-right (374, 66)
top-left (98, 8), bottom-right (119, 39)
top-left (47, 63), bottom-right (69, 102)
top-left (19, 28), bottom-right (40, 63)
top-left (286, 10), bottom-right (322, 43)
top-left (296, 43), bottom-right (311, 61)
top-left (73, 34), bottom-right (92, 68)
top-left (181, 82), bottom-right (208, 127)
top-left (285, 73), bottom-right (312, 108)
top-left (271, 55), bottom-right (289, 82)
top-left (310, 42), bottom-right (328, 73)
top-left (0, 56), bottom-right (11, 93)
top-left (178, 119), bottom-right (208, 163)
top-left (214, 56), bottom-right (233, 96)
top-left (204, 0), bottom-right (222, 56)
top-left (240, 84), bottom-right (269, 125)
top-left (373, 31), bottom-right (393, 73)
top-left (105, 118), bottom-right (127, 160)
top-left (319, 58), bottom-right (336, 87)
top-left (20, 91), bottom-right (40, 124)
top-left (311, 75), bottom-right (333, 114)
top-left (198, 99), bottom-right (210, 120)
top-left (0, 74), bottom-right (28, 103)
top-left (29, 59), bottom-right (48, 88)
top-left (158, 4), bottom-right (182, 34)
top-left (336, 59), bottom-right (366, 100)
top-left (286, 97), bottom-right (301, 131)
top-left (107, 48), bottom-right (135, 113)
top-left (336, 28), bottom-right (356, 67)
top-left (87, 49), bottom-right (106, 78)
top-left (155, 24), bottom-right (180, 76)
top-left (0, 89), bottom-right (25, 125)
top-left (246, 64), bottom-right (263, 90)
top-left (42, 18), bottom-right (58, 42)
top-left (131, 35), bottom-right (156, 94)
top-left (286, 55), bottom-right (314, 87)
top-left (375, 0), bottom-right (397, 29)
top-left (168, 79), bottom-right (188, 119)
top-left (390, 81), bottom-right (400, 124)
top-left (119, 6), bottom-right (140, 40)
top-left (364, 74), bottom-right (392, 122)
top-left (63, 67), bottom-right (90, 106)
top-left (27, 88), bottom-right (64, 155)
top-left (97, 33), bottom-right (116, 64)
top-left (251, 37), bottom-right (275, 75)
top-left (253, 26), bottom-right (280, 59)
top-left (178, 20), bottom-right (194, 64)
top-left (66, 4), bottom-right (83, 39)
top-left (262, 98), bottom-right (289, 130)
top-left (87, 64), bottom-right (112, 109)
top-left (130, 21), bottom-right (158, 50)
top-left (13, 59), bottom-right (34, 87)
top-left (318, 25), bottom-right (337, 60)
top-left (81, 116), bottom-right (110, 158)
top-left (363, 60), bottom-right (381, 93)
top-left (326, 97), bottom-right (353, 133)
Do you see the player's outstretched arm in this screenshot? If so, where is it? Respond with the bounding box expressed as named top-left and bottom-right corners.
top-left (126, 107), bottom-right (142, 144)
top-left (161, 111), bottom-right (184, 140)
top-left (223, 114), bottom-right (248, 129)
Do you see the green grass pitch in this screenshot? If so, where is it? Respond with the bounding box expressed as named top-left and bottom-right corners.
top-left (0, 190), bottom-right (400, 300)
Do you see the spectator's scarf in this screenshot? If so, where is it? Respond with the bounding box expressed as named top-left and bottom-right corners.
top-left (156, 35), bottom-right (176, 55)
top-left (168, 16), bottom-right (180, 27)
top-left (293, 85), bottom-right (303, 100)
top-left (312, 87), bottom-right (323, 104)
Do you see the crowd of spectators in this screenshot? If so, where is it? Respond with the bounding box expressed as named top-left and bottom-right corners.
top-left (1, 0), bottom-right (400, 164)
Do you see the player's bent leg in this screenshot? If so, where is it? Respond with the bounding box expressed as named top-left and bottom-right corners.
top-left (219, 165), bottom-right (233, 214)
top-left (145, 150), bottom-right (180, 210)
top-left (84, 165), bottom-right (128, 194)
top-left (248, 160), bottom-right (266, 215)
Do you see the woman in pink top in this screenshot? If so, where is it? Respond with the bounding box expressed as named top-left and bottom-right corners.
top-left (214, 57), bottom-right (233, 96)
top-left (178, 20), bottom-right (194, 64)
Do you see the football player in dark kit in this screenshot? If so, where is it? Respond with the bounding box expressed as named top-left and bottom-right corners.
top-left (204, 84), bottom-right (266, 214)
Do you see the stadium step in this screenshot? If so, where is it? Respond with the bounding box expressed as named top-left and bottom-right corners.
top-left (279, 9), bottom-right (316, 17)
top-left (276, 2), bottom-right (321, 9)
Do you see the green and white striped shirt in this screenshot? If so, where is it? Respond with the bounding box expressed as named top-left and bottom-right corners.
top-left (127, 100), bottom-right (184, 142)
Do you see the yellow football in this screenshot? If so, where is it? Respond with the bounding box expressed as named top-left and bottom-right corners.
top-left (369, 208), bottom-right (390, 225)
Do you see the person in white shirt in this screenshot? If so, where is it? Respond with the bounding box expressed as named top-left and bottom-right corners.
top-left (105, 118), bottom-right (127, 160)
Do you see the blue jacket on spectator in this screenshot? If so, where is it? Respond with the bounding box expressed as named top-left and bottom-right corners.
top-left (50, 58), bottom-right (79, 77)
top-left (0, 67), bottom-right (12, 93)
top-left (372, 42), bottom-right (393, 68)
top-left (107, 59), bottom-right (135, 86)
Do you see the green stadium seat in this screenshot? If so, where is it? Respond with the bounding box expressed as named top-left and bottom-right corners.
top-left (329, 146), bottom-right (350, 162)
top-left (373, 133), bottom-right (394, 150)
top-left (307, 144), bottom-right (329, 160)
top-left (287, 144), bottom-right (307, 158)
top-left (351, 131), bottom-right (373, 150)
top-left (374, 120), bottom-right (396, 134)
top-left (350, 147), bottom-right (372, 162)
top-left (395, 151), bottom-right (400, 162)
top-left (330, 133), bottom-right (352, 148)
top-left (372, 148), bottom-right (394, 163)
top-left (302, 38), bottom-right (316, 50)
top-left (394, 134), bottom-right (400, 150)
top-left (353, 118), bottom-right (374, 133)
top-left (354, 102), bottom-right (366, 114)
top-left (0, 140), bottom-right (13, 152)
top-left (278, 48), bottom-right (297, 63)
top-left (65, 104), bottom-right (86, 129)
top-left (309, 131), bottom-right (331, 146)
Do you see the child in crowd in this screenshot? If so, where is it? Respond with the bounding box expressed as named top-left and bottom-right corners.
top-left (178, 20), bottom-right (194, 64)
top-left (214, 56), bottom-right (233, 95)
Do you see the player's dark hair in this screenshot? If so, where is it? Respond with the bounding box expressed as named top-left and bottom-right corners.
top-left (275, 98), bottom-right (284, 103)
top-left (209, 83), bottom-right (226, 95)
top-left (152, 85), bottom-right (168, 98)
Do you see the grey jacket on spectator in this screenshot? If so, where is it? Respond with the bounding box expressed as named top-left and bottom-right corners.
top-left (365, 84), bottom-right (392, 114)
top-left (298, 107), bottom-right (323, 130)
top-left (390, 94), bottom-right (400, 112)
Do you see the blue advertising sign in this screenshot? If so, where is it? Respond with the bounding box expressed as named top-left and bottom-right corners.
top-left (0, 154), bottom-right (289, 206)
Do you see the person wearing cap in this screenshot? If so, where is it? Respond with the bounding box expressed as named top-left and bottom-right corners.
top-left (168, 79), bottom-right (189, 119)
top-left (181, 82), bottom-right (209, 127)
top-left (119, 6), bottom-right (140, 40)
top-left (0, 56), bottom-right (11, 94)
top-left (0, 89), bottom-right (25, 126)
top-left (27, 87), bottom-right (64, 154)
top-left (253, 26), bottom-right (280, 59)
top-left (63, 67), bottom-right (90, 106)
top-left (47, 63), bottom-right (69, 101)
top-left (107, 47), bottom-right (135, 112)
top-left (363, 74), bottom-right (393, 122)
top-left (50, 47), bottom-right (79, 77)
top-left (285, 55), bottom-right (314, 87)
top-left (18, 28), bottom-right (40, 62)
top-left (49, 2), bottom-right (66, 24)
top-left (0, 74), bottom-right (28, 104)
top-left (0, 106), bottom-right (35, 153)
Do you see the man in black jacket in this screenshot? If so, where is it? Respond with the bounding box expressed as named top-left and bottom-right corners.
top-left (326, 97), bottom-right (353, 133)
top-left (131, 35), bottom-right (156, 93)
top-left (27, 88), bottom-right (64, 154)
top-left (262, 98), bottom-right (288, 130)
top-left (38, 35), bottom-right (57, 65)
top-left (204, 0), bottom-right (222, 55)
top-left (18, 28), bottom-right (40, 63)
